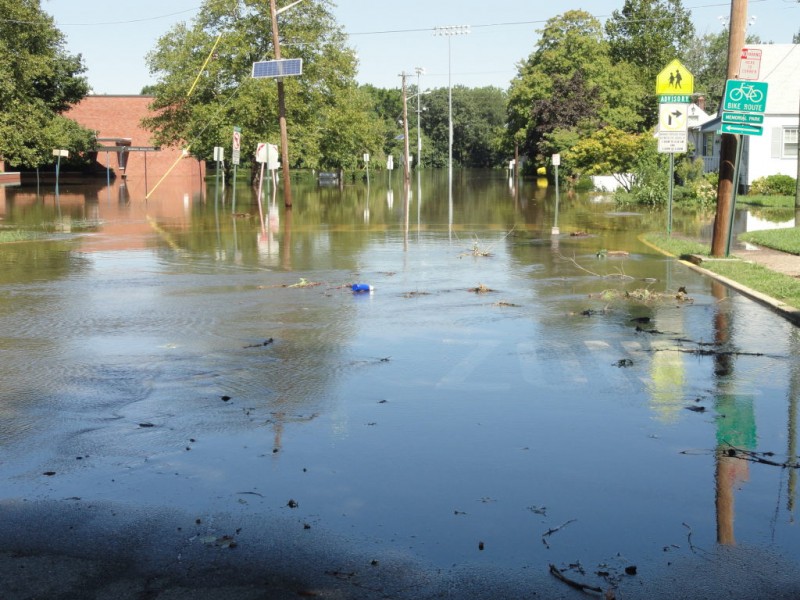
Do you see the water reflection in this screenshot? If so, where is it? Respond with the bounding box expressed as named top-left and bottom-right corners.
top-left (1, 170), bottom-right (799, 589)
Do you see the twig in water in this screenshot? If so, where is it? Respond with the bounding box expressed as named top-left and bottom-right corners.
top-left (682, 522), bottom-right (698, 553)
top-left (542, 518), bottom-right (577, 548)
top-left (549, 564), bottom-right (603, 594)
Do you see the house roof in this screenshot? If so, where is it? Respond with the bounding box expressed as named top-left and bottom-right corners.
top-left (745, 44), bottom-right (800, 115)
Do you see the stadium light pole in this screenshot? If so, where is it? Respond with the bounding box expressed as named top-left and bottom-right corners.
top-left (434, 25), bottom-right (470, 195)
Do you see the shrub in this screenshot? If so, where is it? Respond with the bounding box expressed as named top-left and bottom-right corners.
top-left (749, 174), bottom-right (796, 196)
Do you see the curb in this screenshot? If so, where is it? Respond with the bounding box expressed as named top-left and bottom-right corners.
top-left (638, 234), bottom-right (800, 327)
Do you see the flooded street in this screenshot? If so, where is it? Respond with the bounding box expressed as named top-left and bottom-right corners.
top-left (2, 170), bottom-right (799, 598)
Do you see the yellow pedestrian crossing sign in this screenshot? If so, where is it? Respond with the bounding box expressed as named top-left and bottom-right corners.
top-left (656, 59), bottom-right (693, 96)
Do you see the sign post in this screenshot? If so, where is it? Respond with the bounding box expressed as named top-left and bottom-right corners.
top-left (656, 59), bottom-right (694, 235)
top-left (551, 153), bottom-right (561, 235)
top-left (231, 127), bottom-right (241, 211)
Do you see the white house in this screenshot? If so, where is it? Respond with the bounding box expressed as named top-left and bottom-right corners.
top-left (692, 44), bottom-right (799, 190)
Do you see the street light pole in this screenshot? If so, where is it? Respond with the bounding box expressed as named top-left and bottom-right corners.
top-left (434, 25), bottom-right (470, 197)
top-left (415, 66), bottom-right (424, 169)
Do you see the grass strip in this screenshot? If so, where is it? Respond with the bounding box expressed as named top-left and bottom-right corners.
top-left (642, 232), bottom-right (800, 310)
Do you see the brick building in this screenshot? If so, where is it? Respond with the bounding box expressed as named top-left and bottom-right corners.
top-left (64, 95), bottom-right (205, 198)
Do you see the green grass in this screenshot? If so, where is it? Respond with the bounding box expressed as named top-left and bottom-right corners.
top-left (0, 229), bottom-right (42, 243)
top-left (737, 194), bottom-right (797, 209)
top-left (704, 259), bottom-right (800, 309)
top-left (641, 233), bottom-right (709, 258)
top-left (739, 227), bottom-right (800, 255)
top-left (642, 232), bottom-right (800, 310)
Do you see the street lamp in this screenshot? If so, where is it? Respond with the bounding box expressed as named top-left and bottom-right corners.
top-left (415, 66), bottom-right (425, 169)
top-left (434, 25), bottom-right (470, 194)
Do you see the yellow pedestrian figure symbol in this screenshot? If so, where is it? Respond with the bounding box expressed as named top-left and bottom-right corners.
top-left (656, 59), bottom-right (694, 95)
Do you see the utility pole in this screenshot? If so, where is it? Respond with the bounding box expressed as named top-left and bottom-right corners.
top-left (711, 0), bottom-right (748, 256)
top-left (269, 0), bottom-right (293, 208)
top-left (400, 72), bottom-right (411, 189)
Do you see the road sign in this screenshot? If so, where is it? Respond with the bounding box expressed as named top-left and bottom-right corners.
top-left (232, 127), bottom-right (241, 166)
top-left (738, 47), bottom-right (762, 80)
top-left (252, 58), bottom-right (303, 79)
top-left (656, 59), bottom-right (694, 96)
top-left (659, 103), bottom-right (688, 132)
top-left (658, 131), bottom-right (687, 153)
top-left (720, 122), bottom-right (763, 136)
top-left (723, 80), bottom-right (768, 113)
top-left (722, 112), bottom-right (764, 125)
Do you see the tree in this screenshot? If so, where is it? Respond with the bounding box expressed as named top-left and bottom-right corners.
top-left (506, 10), bottom-right (646, 167)
top-left (0, 0), bottom-right (92, 169)
top-left (605, 0), bottom-right (695, 126)
top-left (606, 0), bottom-right (695, 83)
top-left (566, 126), bottom-right (651, 191)
top-left (144, 0), bottom-right (379, 172)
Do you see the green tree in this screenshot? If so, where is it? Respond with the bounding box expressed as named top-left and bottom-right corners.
top-left (565, 126), bottom-right (650, 191)
top-left (144, 0), bottom-right (379, 172)
top-left (605, 0), bottom-right (695, 126)
top-left (506, 10), bottom-right (646, 168)
top-left (417, 86), bottom-right (507, 168)
top-left (0, 0), bottom-right (92, 169)
top-left (605, 0), bottom-right (695, 83)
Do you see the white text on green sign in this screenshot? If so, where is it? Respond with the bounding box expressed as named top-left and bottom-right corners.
top-left (659, 94), bottom-right (691, 104)
top-left (723, 80), bottom-right (768, 113)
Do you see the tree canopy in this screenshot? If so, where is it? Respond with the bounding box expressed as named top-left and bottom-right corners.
top-left (144, 0), bottom-right (383, 171)
top-left (506, 10), bottom-right (646, 167)
top-left (0, 0), bottom-right (93, 169)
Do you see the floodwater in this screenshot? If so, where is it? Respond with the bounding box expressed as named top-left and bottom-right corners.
top-left (1, 170), bottom-right (800, 597)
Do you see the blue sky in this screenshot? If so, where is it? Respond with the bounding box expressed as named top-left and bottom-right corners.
top-left (43, 0), bottom-right (799, 95)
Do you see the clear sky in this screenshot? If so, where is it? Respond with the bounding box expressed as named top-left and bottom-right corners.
top-left (43, 0), bottom-right (800, 95)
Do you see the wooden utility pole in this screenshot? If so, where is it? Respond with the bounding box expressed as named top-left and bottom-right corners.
top-left (269, 0), bottom-right (293, 208)
top-left (711, 0), bottom-right (748, 256)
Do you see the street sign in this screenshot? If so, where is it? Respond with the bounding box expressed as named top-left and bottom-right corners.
top-left (723, 80), bottom-right (768, 113)
top-left (722, 112), bottom-right (764, 125)
top-left (720, 122), bottom-right (763, 136)
top-left (213, 146), bottom-right (224, 162)
top-left (656, 59), bottom-right (694, 96)
top-left (738, 47), bottom-right (762, 80)
top-left (658, 131), bottom-right (687, 153)
top-left (232, 127), bottom-right (241, 166)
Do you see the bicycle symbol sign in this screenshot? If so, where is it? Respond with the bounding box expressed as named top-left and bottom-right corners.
top-left (723, 79), bottom-right (768, 114)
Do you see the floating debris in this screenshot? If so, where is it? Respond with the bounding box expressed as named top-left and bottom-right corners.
top-left (244, 338), bottom-right (274, 348)
top-left (468, 283), bottom-right (493, 293)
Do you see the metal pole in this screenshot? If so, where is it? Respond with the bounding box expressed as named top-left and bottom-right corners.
top-left (725, 135), bottom-right (745, 256)
top-left (269, 0), bottom-right (293, 208)
top-left (434, 26), bottom-right (469, 203)
top-left (668, 152), bottom-right (674, 236)
top-left (554, 164), bottom-right (560, 229)
top-left (401, 72), bottom-right (410, 189)
top-left (416, 67), bottom-right (424, 169)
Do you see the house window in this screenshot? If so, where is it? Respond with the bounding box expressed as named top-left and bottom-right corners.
top-left (702, 133), bottom-right (715, 156)
top-left (784, 127), bottom-right (798, 158)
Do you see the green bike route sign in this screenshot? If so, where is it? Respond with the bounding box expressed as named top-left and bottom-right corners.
top-left (722, 80), bottom-right (768, 113)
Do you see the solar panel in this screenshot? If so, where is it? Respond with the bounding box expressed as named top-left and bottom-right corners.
top-left (252, 58), bottom-right (303, 79)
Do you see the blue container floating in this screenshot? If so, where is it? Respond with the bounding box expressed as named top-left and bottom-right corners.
top-left (351, 283), bottom-right (373, 293)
